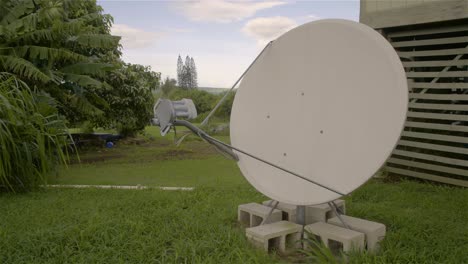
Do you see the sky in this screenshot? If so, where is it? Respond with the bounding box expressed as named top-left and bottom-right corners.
top-left (98, 0), bottom-right (360, 88)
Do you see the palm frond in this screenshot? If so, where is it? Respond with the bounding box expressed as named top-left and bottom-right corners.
top-left (60, 63), bottom-right (116, 77)
top-left (73, 34), bottom-right (120, 49)
top-left (9, 28), bottom-right (55, 43)
top-left (9, 16), bottom-right (93, 43)
top-left (0, 55), bottom-right (50, 82)
top-left (68, 12), bottom-right (103, 25)
top-left (15, 45), bottom-right (88, 62)
top-left (67, 92), bottom-right (104, 116)
top-left (0, 0), bottom-right (34, 26)
top-left (63, 73), bottom-right (103, 89)
top-left (37, 1), bottom-right (64, 24)
top-left (3, 8), bottom-right (38, 34)
top-left (86, 89), bottom-right (110, 109)
top-left (3, 1), bottom-right (64, 34)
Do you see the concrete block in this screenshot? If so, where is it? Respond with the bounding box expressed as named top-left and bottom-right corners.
top-left (328, 215), bottom-right (386, 252)
top-left (305, 222), bottom-right (365, 253)
top-left (262, 199), bottom-right (345, 224)
top-left (305, 199), bottom-right (346, 224)
top-left (246, 221), bottom-right (302, 254)
top-left (262, 200), bottom-right (297, 222)
top-left (238, 203), bottom-right (282, 228)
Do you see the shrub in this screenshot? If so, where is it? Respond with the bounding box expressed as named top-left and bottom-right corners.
top-left (0, 73), bottom-right (70, 192)
top-left (169, 88), bottom-right (218, 114)
top-left (213, 90), bottom-right (235, 121)
top-left (96, 63), bottom-right (160, 137)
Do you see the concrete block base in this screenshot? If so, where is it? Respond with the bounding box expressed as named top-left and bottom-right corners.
top-left (262, 200), bottom-right (298, 222)
top-left (263, 199), bottom-right (346, 225)
top-left (305, 222), bottom-right (365, 253)
top-left (328, 215), bottom-right (386, 252)
top-left (305, 199), bottom-right (346, 224)
top-left (246, 221), bottom-right (302, 254)
top-left (238, 203), bottom-right (282, 228)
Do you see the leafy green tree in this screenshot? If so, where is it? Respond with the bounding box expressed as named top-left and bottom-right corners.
top-left (161, 76), bottom-right (177, 95)
top-left (214, 90), bottom-right (235, 119)
top-left (0, 0), bottom-right (120, 124)
top-left (98, 62), bottom-right (160, 137)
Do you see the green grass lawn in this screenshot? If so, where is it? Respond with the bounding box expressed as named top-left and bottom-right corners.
top-left (1, 126), bottom-right (467, 263)
top-left (54, 126), bottom-right (241, 188)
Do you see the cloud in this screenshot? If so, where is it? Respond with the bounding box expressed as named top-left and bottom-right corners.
top-left (175, 0), bottom-right (286, 23)
top-left (111, 24), bottom-right (163, 49)
top-left (242, 16), bottom-right (297, 47)
top-left (306, 14), bottom-right (321, 21)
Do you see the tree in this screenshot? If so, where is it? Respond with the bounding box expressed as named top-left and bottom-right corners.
top-left (0, 0), bottom-right (120, 125)
top-left (161, 76), bottom-right (177, 95)
top-left (0, 0), bottom-right (162, 193)
top-left (97, 61), bottom-right (160, 137)
top-left (184, 55), bottom-right (192, 88)
top-left (190, 57), bottom-right (198, 88)
top-left (177, 55), bottom-right (183, 86)
top-left (176, 55), bottom-right (198, 89)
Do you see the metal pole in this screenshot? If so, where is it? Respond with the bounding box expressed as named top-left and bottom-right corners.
top-left (328, 202), bottom-right (350, 229)
top-left (297, 205), bottom-right (306, 247)
top-left (261, 201), bottom-right (279, 225)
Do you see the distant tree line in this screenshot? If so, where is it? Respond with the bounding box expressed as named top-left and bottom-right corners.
top-left (177, 55), bottom-right (198, 89)
top-left (160, 55), bottom-right (235, 123)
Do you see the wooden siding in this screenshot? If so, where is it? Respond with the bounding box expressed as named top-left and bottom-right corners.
top-left (360, 0), bottom-right (468, 28)
top-left (382, 20), bottom-right (468, 187)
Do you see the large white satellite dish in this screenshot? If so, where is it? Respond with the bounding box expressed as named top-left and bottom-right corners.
top-left (153, 19), bottom-right (408, 208)
top-left (230, 19), bottom-right (408, 205)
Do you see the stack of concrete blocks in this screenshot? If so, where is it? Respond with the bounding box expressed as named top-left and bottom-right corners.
top-left (261, 200), bottom-right (297, 222)
top-left (238, 203), bottom-right (282, 227)
top-left (328, 215), bottom-right (386, 252)
top-left (263, 199), bottom-right (345, 224)
top-left (245, 221), bottom-right (302, 254)
top-left (305, 222), bottom-right (365, 254)
top-left (239, 199), bottom-right (386, 255)
top-left (238, 203), bottom-right (301, 253)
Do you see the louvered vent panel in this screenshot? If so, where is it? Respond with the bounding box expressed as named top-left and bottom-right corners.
top-left (384, 20), bottom-right (468, 187)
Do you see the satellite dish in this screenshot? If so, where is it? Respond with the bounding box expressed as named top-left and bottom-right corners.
top-left (230, 19), bottom-right (408, 205)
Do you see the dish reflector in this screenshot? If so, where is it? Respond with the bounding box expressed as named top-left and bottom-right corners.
top-left (230, 19), bottom-right (408, 205)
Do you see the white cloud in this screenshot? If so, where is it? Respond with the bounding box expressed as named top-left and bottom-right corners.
top-left (242, 16), bottom-right (297, 47)
top-left (175, 0), bottom-right (286, 23)
top-left (306, 14), bottom-right (321, 21)
top-left (111, 24), bottom-right (162, 49)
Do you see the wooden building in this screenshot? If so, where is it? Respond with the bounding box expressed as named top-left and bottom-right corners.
top-left (360, 0), bottom-right (468, 187)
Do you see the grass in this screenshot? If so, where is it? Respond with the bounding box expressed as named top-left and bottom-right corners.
top-left (0, 188), bottom-right (275, 263)
top-left (1, 126), bottom-right (467, 263)
top-left (53, 126), bottom-right (241, 188)
top-left (346, 180), bottom-right (468, 263)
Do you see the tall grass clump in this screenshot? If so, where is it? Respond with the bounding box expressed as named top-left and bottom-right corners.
top-left (0, 73), bottom-right (70, 192)
top-left (301, 231), bottom-right (344, 263)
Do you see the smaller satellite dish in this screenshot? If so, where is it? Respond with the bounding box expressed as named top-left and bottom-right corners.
top-left (153, 99), bottom-right (197, 136)
top-left (230, 19), bottom-right (408, 205)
